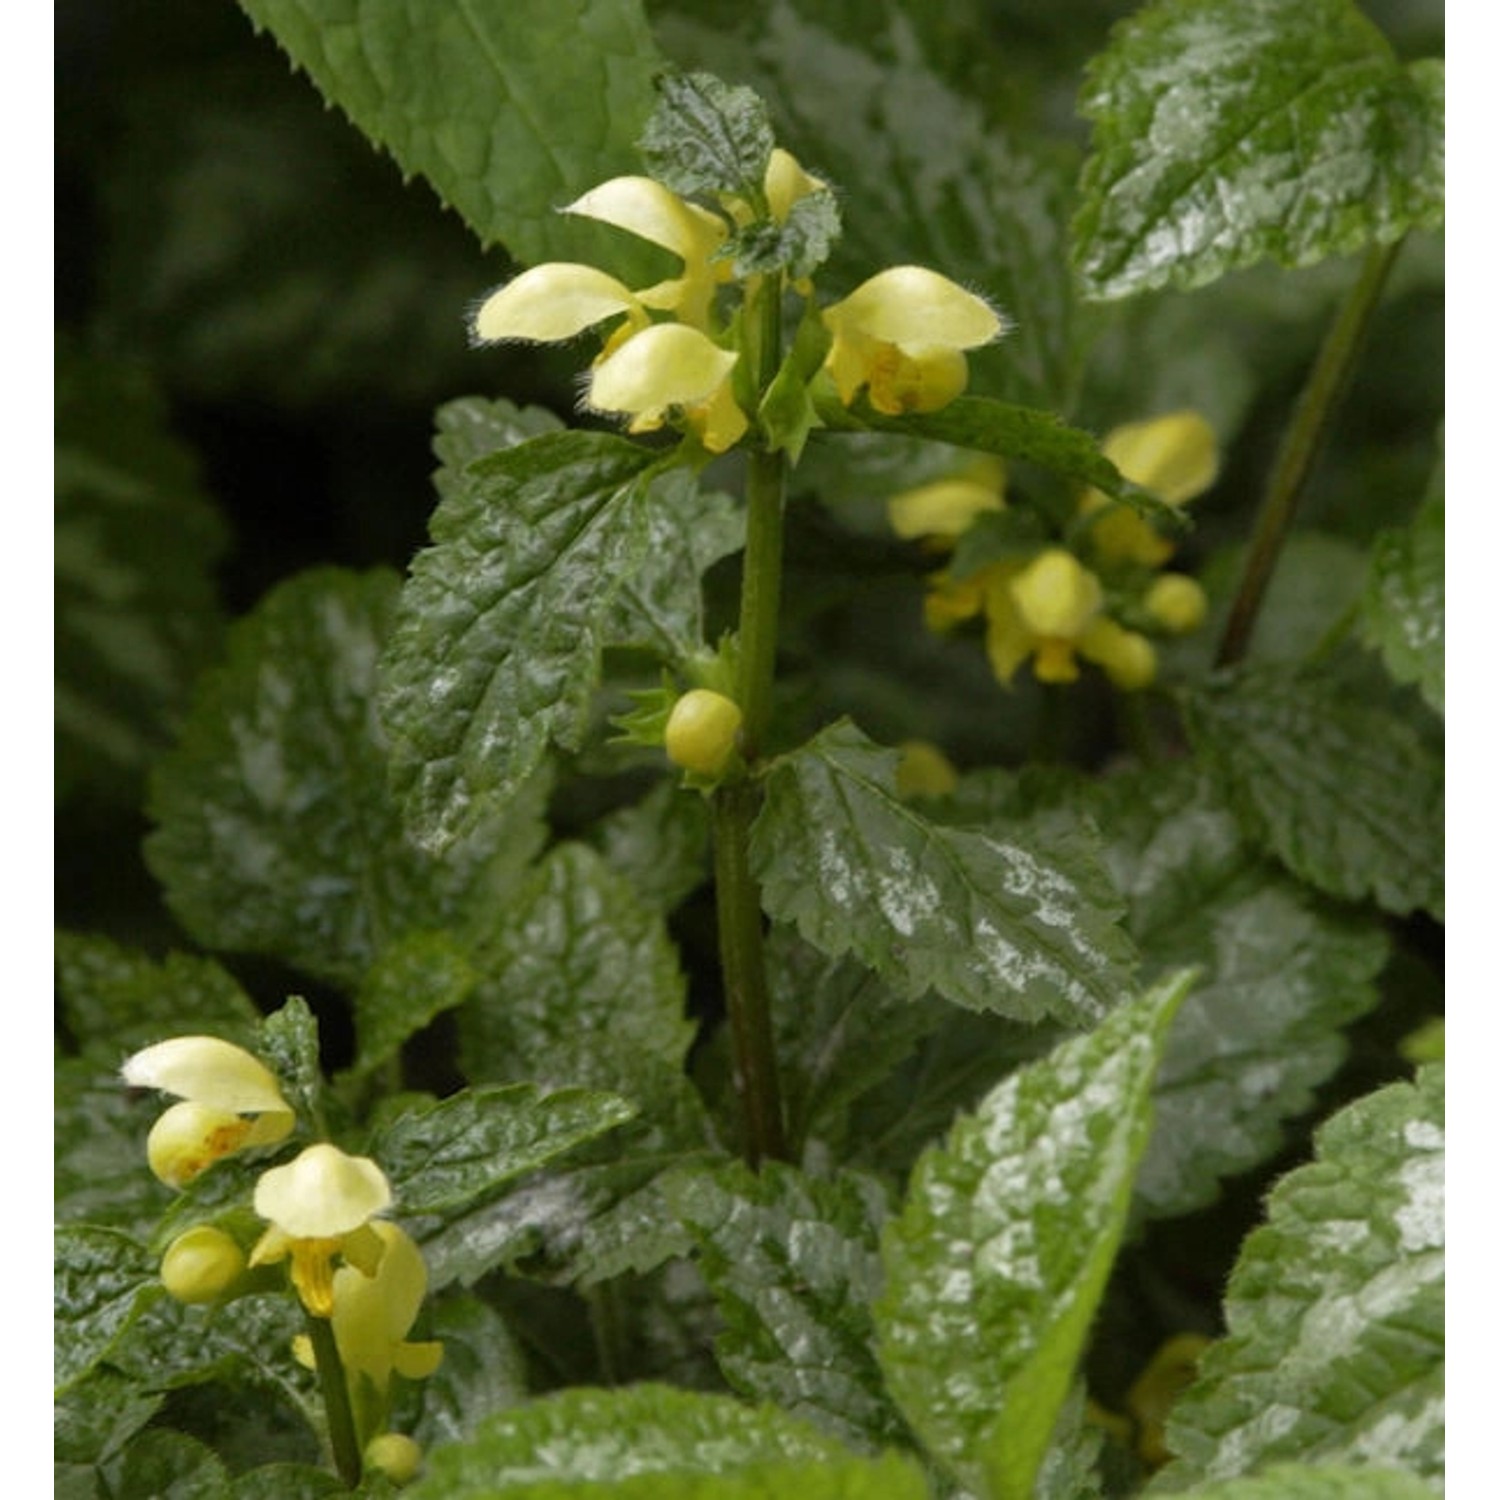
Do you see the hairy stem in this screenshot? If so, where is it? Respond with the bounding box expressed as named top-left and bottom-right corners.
top-left (1216, 238), bottom-right (1403, 667)
top-left (711, 276), bottom-right (789, 1166)
top-left (305, 1309), bottom-right (362, 1488)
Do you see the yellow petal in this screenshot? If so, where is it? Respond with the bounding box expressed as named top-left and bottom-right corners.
top-left (981, 564), bottom-right (1032, 684)
top-left (587, 324), bottom-right (739, 422)
top-left (146, 1100), bottom-right (254, 1188)
top-left (686, 378), bottom-right (750, 454)
top-left (471, 263), bottom-right (642, 344)
top-left (1009, 550), bottom-right (1103, 638)
top-left (823, 266), bottom-right (1003, 353)
top-left (392, 1340), bottom-right (445, 1380)
top-left (1144, 573), bottom-right (1209, 635)
top-left (122, 1036), bottom-right (289, 1115)
top-left (866, 345), bottom-right (969, 415)
top-left (888, 479), bottom-right (1004, 541)
top-left (1078, 617), bottom-right (1157, 691)
top-left (895, 741), bottom-right (959, 799)
top-left (564, 176), bottom-right (727, 265)
top-left (253, 1143), bottom-right (392, 1239)
top-left (1102, 411), bottom-right (1218, 506)
top-left (764, 147), bottom-right (824, 223)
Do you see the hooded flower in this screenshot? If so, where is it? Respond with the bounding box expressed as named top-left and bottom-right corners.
top-left (250, 1143), bottom-right (392, 1318)
top-left (1081, 410), bottom-right (1219, 567)
top-left (121, 1036), bottom-right (295, 1188)
top-left (292, 1222), bottom-right (442, 1399)
top-left (563, 175), bottom-right (732, 329)
top-left (822, 266), bottom-right (1004, 415)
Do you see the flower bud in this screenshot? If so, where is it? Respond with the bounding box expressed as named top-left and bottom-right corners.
top-left (147, 1100), bottom-right (255, 1189)
top-left (1078, 618), bottom-right (1158, 692)
top-left (160, 1225), bottom-right (246, 1304)
top-left (1009, 549), bottom-right (1103, 638)
top-left (895, 741), bottom-right (959, 799)
top-left (664, 689), bottom-right (743, 777)
top-left (1144, 574), bottom-right (1208, 635)
top-left (365, 1433), bottom-right (424, 1485)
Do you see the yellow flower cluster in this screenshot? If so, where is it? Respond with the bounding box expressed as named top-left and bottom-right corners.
top-left (891, 412), bottom-right (1218, 692)
top-left (122, 1036), bottom-right (440, 1479)
top-left (471, 157), bottom-right (1003, 452)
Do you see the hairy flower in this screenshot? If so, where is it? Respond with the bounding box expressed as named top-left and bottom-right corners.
top-left (470, 262), bottom-right (646, 346)
top-left (822, 266), bottom-right (1004, 415)
top-left (250, 1143), bottom-right (392, 1318)
top-left (121, 1037), bottom-right (295, 1188)
top-left (588, 323), bottom-right (747, 453)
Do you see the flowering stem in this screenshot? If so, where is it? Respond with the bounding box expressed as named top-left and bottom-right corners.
top-left (711, 277), bottom-right (790, 1167)
top-left (1216, 238), bottom-right (1403, 667)
top-left (305, 1310), bottom-right (362, 1488)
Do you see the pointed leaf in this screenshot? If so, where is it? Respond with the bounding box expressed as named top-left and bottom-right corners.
top-left (403, 1383), bottom-right (925, 1498)
top-left (638, 71), bottom-right (774, 200)
top-left (1363, 479), bottom-right (1443, 715)
top-left (1073, 0), bottom-right (1444, 299)
top-left (1152, 1067), bottom-right (1444, 1490)
top-left (1184, 665), bottom-right (1443, 917)
top-left (236, 0), bottom-right (665, 264)
top-left (876, 973), bottom-right (1192, 1498)
top-left (665, 1161), bottom-right (909, 1451)
top-left (752, 721), bottom-right (1136, 1024)
top-left (380, 433), bottom-right (661, 849)
top-left (371, 1083), bottom-right (639, 1216)
top-left (54, 1227), bottom-right (161, 1394)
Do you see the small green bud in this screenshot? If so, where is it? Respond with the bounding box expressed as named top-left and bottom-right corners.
top-left (664, 689), bottom-right (743, 777)
top-left (365, 1433), bottom-right (424, 1485)
top-left (160, 1225), bottom-right (246, 1304)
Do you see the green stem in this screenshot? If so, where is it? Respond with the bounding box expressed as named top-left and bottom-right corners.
top-left (305, 1309), bottom-right (362, 1488)
top-left (1215, 238), bottom-right (1403, 668)
top-left (710, 275), bottom-right (789, 1167)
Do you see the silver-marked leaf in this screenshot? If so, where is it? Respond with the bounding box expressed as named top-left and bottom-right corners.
top-left (115, 1430), bottom-right (230, 1500)
top-left (1363, 470), bottom-right (1443, 715)
top-left (587, 777), bottom-right (713, 914)
top-left (1166, 1467), bottom-right (1436, 1500)
top-left (410, 1293), bottom-right (530, 1451)
top-left (665, 1160), bottom-right (908, 1452)
top-left (752, 720), bottom-right (1136, 1024)
top-left (876, 973), bottom-right (1192, 1499)
top-left (1184, 665), bottom-right (1443, 917)
top-left (1151, 1066), bottom-right (1444, 1491)
top-left (1073, 0), bottom-right (1444, 299)
top-left (403, 1383), bottom-right (926, 1499)
top-left (236, 0), bottom-right (664, 266)
top-left (349, 929), bottom-right (477, 1080)
top-left (432, 396), bottom-right (565, 499)
top-left (380, 433), bottom-right (661, 849)
top-left (371, 1083), bottom-right (638, 1216)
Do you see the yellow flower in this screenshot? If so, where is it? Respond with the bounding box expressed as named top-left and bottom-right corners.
top-left (895, 741), bottom-right (959, 799)
top-left (365, 1433), bottom-right (425, 1485)
top-left (1076, 617), bottom-right (1158, 692)
top-left (1082, 410), bottom-right (1219, 567)
top-left (587, 323), bottom-right (747, 453)
top-left (326, 1223), bottom-right (442, 1395)
top-left (471, 262), bottom-right (647, 346)
top-left (763, 147), bottom-right (825, 224)
top-left (1127, 1333), bottom-right (1213, 1469)
top-left (999, 548), bottom-right (1105, 684)
top-left (564, 175), bottom-right (732, 329)
top-left (887, 460), bottom-right (1007, 547)
top-left (822, 266), bottom-right (1004, 416)
top-left (250, 1143), bottom-right (392, 1318)
top-left (121, 1037), bottom-right (295, 1188)
top-left (160, 1226), bottom-right (246, 1305)
top-left (1144, 573), bottom-right (1209, 635)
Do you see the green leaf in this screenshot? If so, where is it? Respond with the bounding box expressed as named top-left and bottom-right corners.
top-left (236, 0), bottom-right (665, 263)
top-left (666, 1161), bottom-right (909, 1452)
top-left (381, 433), bottom-right (662, 849)
top-left (145, 567), bottom-right (551, 984)
top-left (587, 778), bottom-right (713, 913)
top-left (231, 1467), bottom-right (348, 1499)
top-left (403, 1383), bottom-right (925, 1498)
top-left (601, 469), bottom-right (745, 663)
top-left (54, 1226), bottom-right (161, 1394)
top-left (875, 972), bottom-right (1192, 1499)
top-left (56, 933), bottom-right (261, 1059)
top-left (257, 996), bottom-right (326, 1134)
top-left (370, 1084), bottom-right (638, 1215)
top-left (410, 1294), bottom-right (530, 1450)
top-left (814, 394), bottom-right (1181, 526)
top-left (349, 930), bottom-right (477, 1080)
top-left (751, 721), bottom-right (1136, 1025)
top-left (432, 397), bottom-right (566, 495)
top-left (1170, 1467), bottom-right (1437, 1500)
top-left (57, 1056), bottom-right (169, 1231)
top-left (728, 189), bottom-right (843, 282)
top-left (55, 347), bottom-right (228, 803)
top-left (638, 71), bottom-right (775, 201)
top-left (1151, 1067), bottom-right (1444, 1491)
top-left (54, 1369), bottom-right (163, 1469)
top-left (459, 842), bottom-right (696, 1100)
top-left (1073, 0), bottom-right (1444, 300)
top-left (765, 928), bottom-right (950, 1157)
top-left (1066, 764), bottom-right (1389, 1221)
top-left (1363, 477), bottom-right (1443, 714)
top-left (115, 1429), bottom-right (230, 1499)
top-left (1183, 665), bottom-right (1443, 917)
